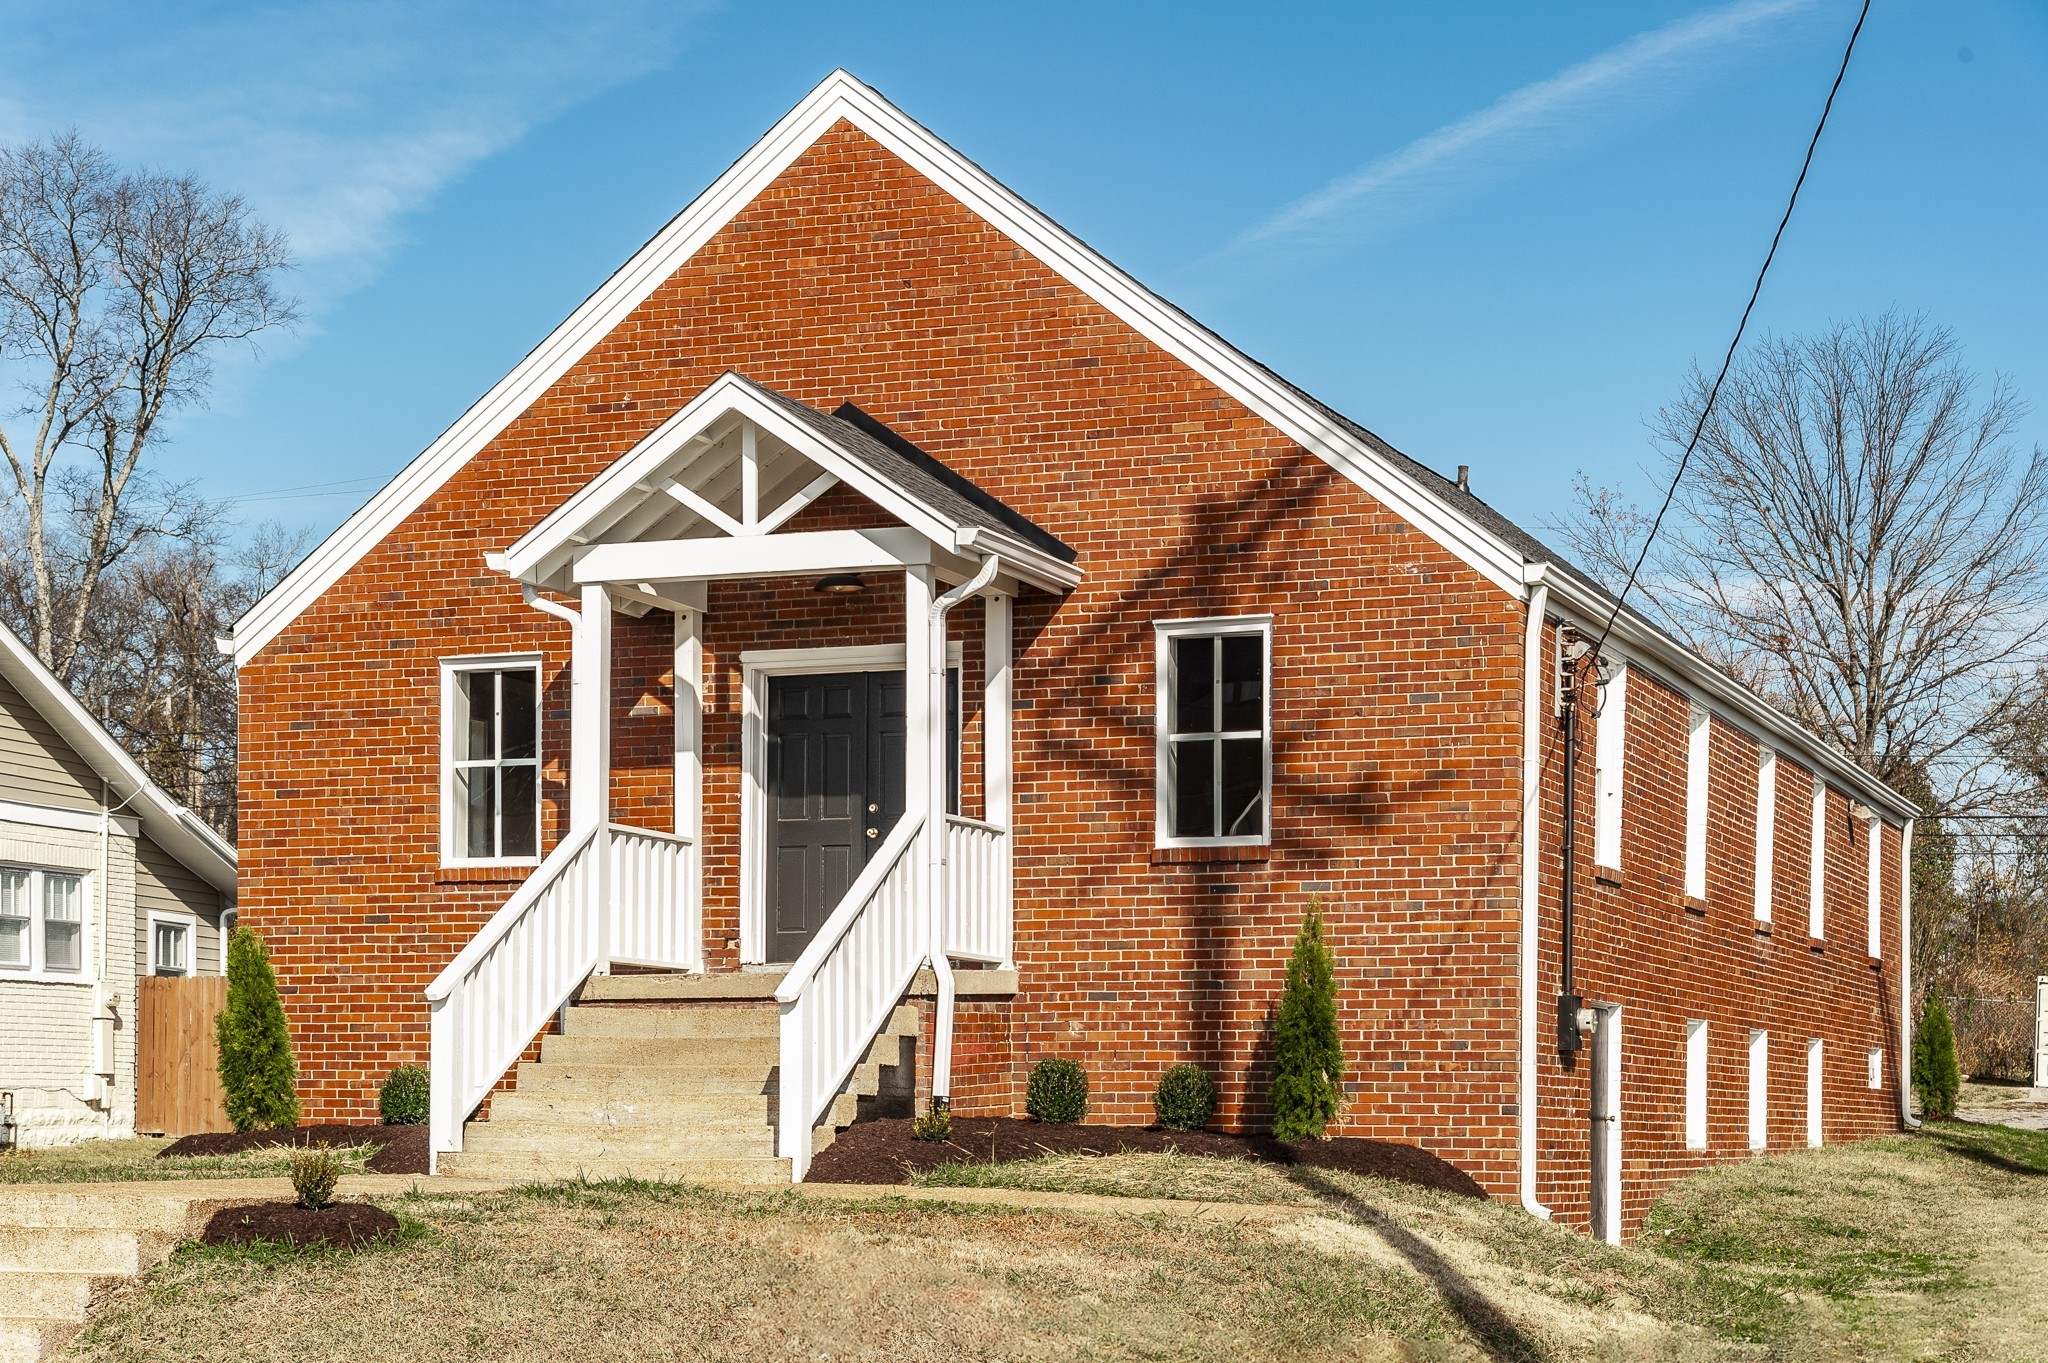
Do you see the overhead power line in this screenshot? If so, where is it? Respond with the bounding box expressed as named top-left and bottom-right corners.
top-left (1590, 0), bottom-right (1873, 660)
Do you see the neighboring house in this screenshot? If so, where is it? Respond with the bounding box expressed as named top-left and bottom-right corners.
top-left (0, 621), bottom-right (236, 1146)
top-left (228, 72), bottom-right (1915, 1239)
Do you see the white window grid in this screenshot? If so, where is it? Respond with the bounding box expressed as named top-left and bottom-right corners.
top-left (0, 862), bottom-right (91, 980)
top-left (1154, 617), bottom-right (1272, 848)
top-left (150, 912), bottom-right (194, 977)
top-left (441, 654), bottom-right (544, 867)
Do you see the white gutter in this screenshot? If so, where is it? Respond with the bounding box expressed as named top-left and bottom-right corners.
top-left (1518, 569), bottom-right (1553, 1220)
top-left (1900, 817), bottom-right (1919, 1128)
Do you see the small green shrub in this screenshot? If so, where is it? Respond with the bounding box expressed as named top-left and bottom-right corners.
top-left (1914, 989), bottom-right (1961, 1119)
top-left (1025, 1057), bottom-right (1089, 1124)
top-left (288, 1144), bottom-right (342, 1210)
top-left (1152, 1064), bottom-right (1218, 1131)
top-left (378, 1064), bottom-right (430, 1126)
top-left (1271, 898), bottom-right (1344, 1141)
top-left (911, 1097), bottom-right (953, 1142)
top-left (216, 927), bottom-right (300, 1132)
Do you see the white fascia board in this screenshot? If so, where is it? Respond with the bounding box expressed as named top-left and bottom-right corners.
top-left (0, 798), bottom-right (141, 838)
top-left (232, 69), bottom-right (1523, 667)
top-left (1529, 563), bottom-right (1918, 824)
top-left (572, 528), bottom-right (934, 584)
top-left (0, 623), bottom-right (236, 895)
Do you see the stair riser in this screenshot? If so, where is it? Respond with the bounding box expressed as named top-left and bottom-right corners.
top-left (0, 1271), bottom-right (95, 1322)
top-left (0, 1230), bottom-right (143, 1276)
top-left (565, 1007), bottom-right (778, 1039)
top-left (0, 1318), bottom-right (74, 1363)
top-left (461, 1130), bottom-right (776, 1159)
top-left (435, 1154), bottom-right (792, 1184)
top-left (490, 1094), bottom-right (772, 1125)
top-left (541, 1036), bottom-right (780, 1066)
top-left (514, 1066), bottom-right (776, 1096)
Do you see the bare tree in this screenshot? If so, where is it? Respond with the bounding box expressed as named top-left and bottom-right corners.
top-left (0, 133), bottom-right (294, 680)
top-left (1553, 313), bottom-right (2048, 797)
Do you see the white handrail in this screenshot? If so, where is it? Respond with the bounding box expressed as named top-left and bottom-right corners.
top-left (426, 824), bottom-right (602, 1005)
top-left (776, 813), bottom-right (927, 1180)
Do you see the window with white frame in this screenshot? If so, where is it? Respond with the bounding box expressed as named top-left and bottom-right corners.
top-left (1593, 665), bottom-right (1628, 871)
top-left (1748, 1029), bottom-right (1769, 1150)
top-left (1806, 1038), bottom-right (1824, 1148)
top-left (151, 916), bottom-right (191, 977)
top-left (1156, 618), bottom-right (1270, 845)
top-left (1754, 747), bottom-right (1776, 924)
top-left (443, 657), bottom-right (541, 864)
top-left (1684, 706), bottom-right (1710, 900)
top-left (1808, 777), bottom-right (1828, 939)
top-left (1685, 1019), bottom-right (1708, 1150)
top-left (1867, 1046), bottom-right (1883, 1089)
top-left (0, 865), bottom-right (88, 978)
top-left (1865, 811), bottom-right (1883, 958)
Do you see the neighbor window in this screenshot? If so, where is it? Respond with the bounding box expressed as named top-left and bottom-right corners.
top-left (1156, 618), bottom-right (1271, 845)
top-left (1865, 811), bottom-right (1883, 958)
top-left (152, 917), bottom-right (191, 977)
top-left (1592, 665), bottom-right (1628, 871)
top-left (0, 865), bottom-right (88, 977)
top-left (1808, 778), bottom-right (1828, 939)
top-left (1754, 747), bottom-right (1776, 924)
top-left (1748, 1029), bottom-right (1769, 1151)
top-left (1684, 706), bottom-right (1710, 901)
top-left (1806, 1038), bottom-right (1824, 1148)
top-left (1685, 1020), bottom-right (1708, 1150)
top-left (1867, 1046), bottom-right (1884, 1090)
top-left (444, 658), bottom-right (541, 863)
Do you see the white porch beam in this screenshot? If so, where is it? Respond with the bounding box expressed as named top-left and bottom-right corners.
top-left (573, 528), bottom-right (938, 585)
top-left (756, 471), bottom-right (840, 534)
top-left (660, 478), bottom-right (746, 538)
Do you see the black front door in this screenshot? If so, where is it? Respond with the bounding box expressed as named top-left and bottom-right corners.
top-left (766, 671), bottom-right (907, 962)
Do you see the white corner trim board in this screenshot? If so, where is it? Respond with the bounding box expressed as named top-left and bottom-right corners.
top-left (231, 69), bottom-right (1527, 668)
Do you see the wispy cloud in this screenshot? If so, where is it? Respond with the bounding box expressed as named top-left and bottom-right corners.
top-left (0, 1), bottom-right (716, 304)
top-left (1206, 0), bottom-right (1819, 272)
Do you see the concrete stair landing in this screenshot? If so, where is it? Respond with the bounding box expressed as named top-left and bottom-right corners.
top-left (436, 986), bottom-right (920, 1184)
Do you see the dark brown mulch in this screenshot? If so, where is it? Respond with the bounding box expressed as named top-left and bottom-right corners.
top-left (159, 1123), bottom-right (430, 1175)
top-left (199, 1200), bottom-right (402, 1249)
top-left (804, 1117), bottom-right (1488, 1200)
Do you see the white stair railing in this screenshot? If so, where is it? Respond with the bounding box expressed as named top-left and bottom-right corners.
top-left (425, 821), bottom-right (694, 1159)
top-left (943, 815), bottom-right (1010, 965)
top-left (775, 812), bottom-right (926, 1180)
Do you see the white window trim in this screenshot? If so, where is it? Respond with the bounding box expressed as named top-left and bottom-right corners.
top-left (1592, 665), bottom-right (1627, 873)
top-left (1153, 616), bottom-right (1273, 849)
top-left (439, 653), bottom-right (544, 869)
top-left (1754, 748), bottom-right (1776, 924)
top-left (1806, 1037), bottom-right (1824, 1148)
top-left (148, 910), bottom-right (196, 978)
top-left (0, 861), bottom-right (94, 984)
top-left (1865, 811), bottom-right (1883, 959)
top-left (1808, 777), bottom-right (1828, 940)
top-left (1684, 706), bottom-right (1710, 901)
top-left (1748, 1029), bottom-right (1770, 1151)
top-left (1684, 1019), bottom-right (1708, 1150)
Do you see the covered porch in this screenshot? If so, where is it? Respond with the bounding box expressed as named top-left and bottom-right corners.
top-left (425, 373), bottom-right (1078, 1177)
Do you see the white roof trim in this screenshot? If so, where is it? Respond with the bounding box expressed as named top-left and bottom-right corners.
top-left (232, 68), bottom-right (1522, 667)
top-left (0, 622), bottom-right (236, 895)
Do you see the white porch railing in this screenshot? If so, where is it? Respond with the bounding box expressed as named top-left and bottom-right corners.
top-left (426, 822), bottom-right (695, 1158)
top-left (943, 814), bottom-right (1010, 965)
top-left (775, 812), bottom-right (926, 1181)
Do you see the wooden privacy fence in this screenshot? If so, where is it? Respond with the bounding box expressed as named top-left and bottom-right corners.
top-left (136, 975), bottom-right (231, 1137)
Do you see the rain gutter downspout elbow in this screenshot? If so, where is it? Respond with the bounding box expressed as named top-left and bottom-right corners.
top-left (1519, 567), bottom-right (1554, 1220)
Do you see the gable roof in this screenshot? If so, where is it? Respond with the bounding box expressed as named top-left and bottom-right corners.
top-left (0, 622), bottom-right (236, 896)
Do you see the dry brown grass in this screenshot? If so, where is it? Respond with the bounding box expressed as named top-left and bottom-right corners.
top-left (0, 1137), bottom-right (374, 1184)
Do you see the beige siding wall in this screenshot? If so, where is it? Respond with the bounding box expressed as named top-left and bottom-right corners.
top-left (133, 835), bottom-right (225, 977)
top-left (0, 672), bottom-right (98, 813)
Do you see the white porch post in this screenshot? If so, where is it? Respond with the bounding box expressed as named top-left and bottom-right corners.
top-left (674, 604), bottom-right (704, 973)
top-left (903, 566), bottom-right (953, 1099)
top-left (576, 583), bottom-right (614, 973)
top-left (984, 590), bottom-right (1014, 970)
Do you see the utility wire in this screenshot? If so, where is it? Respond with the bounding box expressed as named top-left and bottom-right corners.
top-left (1589, 0), bottom-right (1872, 660)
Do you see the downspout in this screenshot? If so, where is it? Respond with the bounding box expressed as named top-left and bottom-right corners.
top-left (1518, 572), bottom-right (1553, 1219)
top-left (1900, 817), bottom-right (1918, 1128)
top-left (925, 554), bottom-right (1001, 1104)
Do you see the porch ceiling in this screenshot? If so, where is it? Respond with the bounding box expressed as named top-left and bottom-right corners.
top-left (497, 372), bottom-right (1080, 599)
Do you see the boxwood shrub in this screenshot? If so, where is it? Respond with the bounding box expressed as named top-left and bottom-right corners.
top-left (1152, 1064), bottom-right (1217, 1131)
top-left (1025, 1057), bottom-right (1089, 1124)
top-left (378, 1064), bottom-right (431, 1126)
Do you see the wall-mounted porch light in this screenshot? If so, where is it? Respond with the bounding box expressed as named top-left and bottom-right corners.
top-left (814, 573), bottom-right (865, 595)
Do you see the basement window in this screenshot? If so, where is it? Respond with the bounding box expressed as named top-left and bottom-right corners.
top-left (1155, 617), bottom-right (1271, 846)
top-left (442, 655), bottom-right (542, 865)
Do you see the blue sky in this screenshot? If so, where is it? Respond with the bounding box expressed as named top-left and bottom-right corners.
top-left (2, 0), bottom-right (2043, 545)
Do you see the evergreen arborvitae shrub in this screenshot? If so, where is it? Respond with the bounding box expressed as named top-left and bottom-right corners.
top-left (1270, 899), bottom-right (1343, 1141)
top-left (1025, 1057), bottom-right (1089, 1123)
top-left (216, 927), bottom-right (300, 1131)
top-left (1152, 1064), bottom-right (1218, 1131)
top-left (1913, 989), bottom-right (1961, 1120)
top-left (378, 1064), bottom-right (431, 1126)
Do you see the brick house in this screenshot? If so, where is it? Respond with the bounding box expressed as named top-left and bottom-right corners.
top-left (229, 72), bottom-right (1915, 1239)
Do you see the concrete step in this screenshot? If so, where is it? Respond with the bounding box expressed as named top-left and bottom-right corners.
top-left (489, 1091), bottom-right (772, 1126)
top-left (0, 1271), bottom-right (95, 1322)
top-left (541, 1034), bottom-right (780, 1067)
top-left (435, 1150), bottom-right (793, 1184)
top-left (0, 1228), bottom-right (145, 1276)
top-left (581, 972), bottom-right (786, 1002)
top-left (0, 1318), bottom-right (75, 1363)
top-left (0, 1190), bottom-right (198, 1234)
top-left (512, 1063), bottom-right (775, 1097)
top-left (564, 1004), bottom-right (777, 1039)
top-left (460, 1126), bottom-right (777, 1159)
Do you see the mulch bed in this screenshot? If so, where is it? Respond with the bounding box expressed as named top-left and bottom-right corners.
top-left (805, 1117), bottom-right (1488, 1199)
top-left (200, 1200), bottom-right (402, 1249)
top-left (160, 1123), bottom-right (430, 1175)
